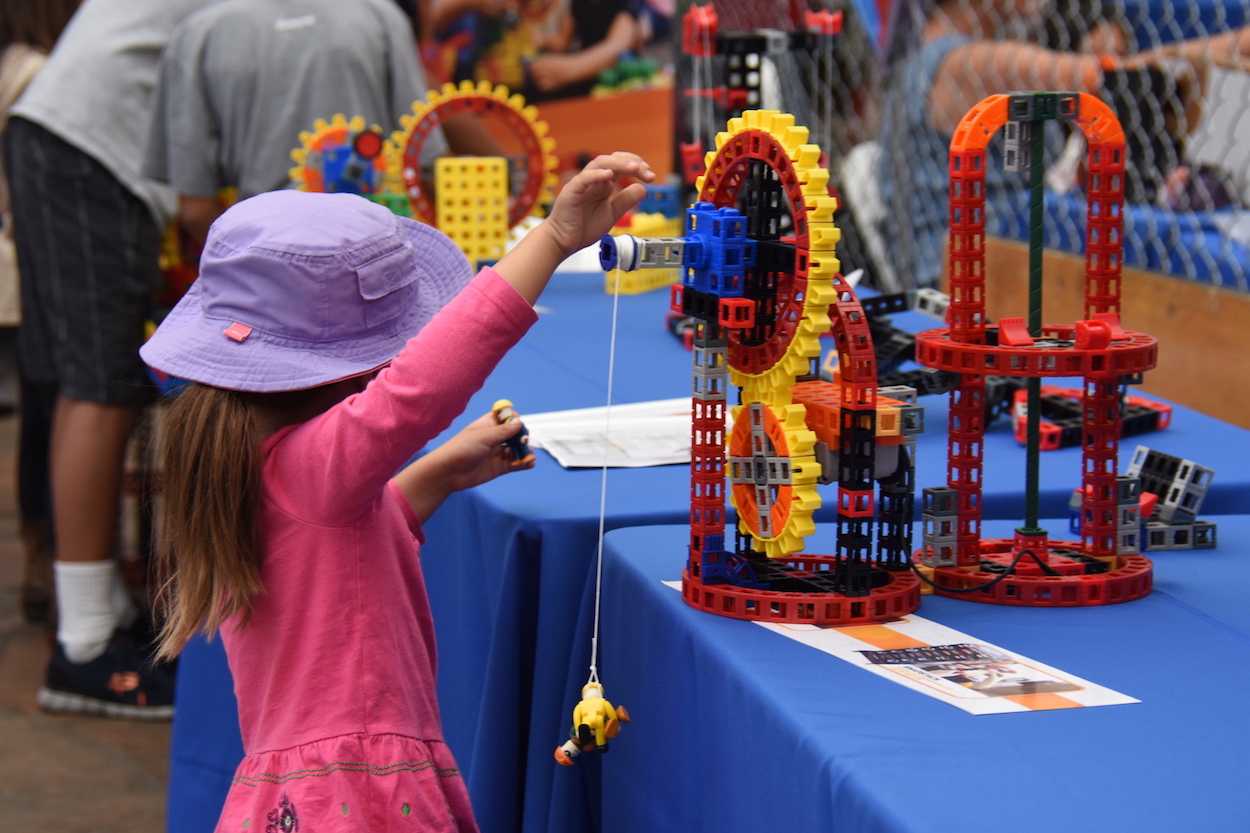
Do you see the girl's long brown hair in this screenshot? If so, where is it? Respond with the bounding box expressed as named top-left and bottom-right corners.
top-left (153, 384), bottom-right (265, 662)
top-left (0, 0), bottom-right (79, 52)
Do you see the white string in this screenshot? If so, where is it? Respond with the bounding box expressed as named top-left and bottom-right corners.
top-left (587, 266), bottom-right (623, 685)
top-left (689, 4), bottom-right (712, 160)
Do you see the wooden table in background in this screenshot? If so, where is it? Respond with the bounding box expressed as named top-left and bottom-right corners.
top-left (969, 237), bottom-right (1250, 429)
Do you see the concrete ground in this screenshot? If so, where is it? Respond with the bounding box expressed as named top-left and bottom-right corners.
top-left (0, 413), bottom-right (171, 832)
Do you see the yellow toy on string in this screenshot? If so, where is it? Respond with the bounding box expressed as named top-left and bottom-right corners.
top-left (554, 682), bottom-right (630, 766)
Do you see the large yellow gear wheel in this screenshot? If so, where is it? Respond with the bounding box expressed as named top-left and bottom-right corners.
top-left (289, 114), bottom-right (393, 195)
top-left (696, 110), bottom-right (840, 407)
top-left (390, 80), bottom-right (558, 228)
top-left (695, 110), bottom-right (840, 559)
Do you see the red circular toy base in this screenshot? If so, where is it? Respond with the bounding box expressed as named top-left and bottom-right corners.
top-left (681, 556), bottom-right (922, 625)
top-left (921, 538), bottom-right (1153, 607)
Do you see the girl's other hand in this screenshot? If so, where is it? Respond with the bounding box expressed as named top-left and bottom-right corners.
top-left (395, 411), bottom-right (534, 522)
top-left (440, 411), bottom-right (536, 493)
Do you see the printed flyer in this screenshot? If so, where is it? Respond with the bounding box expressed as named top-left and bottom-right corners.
top-left (662, 582), bottom-right (1137, 714)
top-left (761, 615), bottom-right (1139, 714)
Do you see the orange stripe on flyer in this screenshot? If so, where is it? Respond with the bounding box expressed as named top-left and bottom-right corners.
top-left (837, 625), bottom-right (929, 650)
top-left (1003, 693), bottom-right (1085, 711)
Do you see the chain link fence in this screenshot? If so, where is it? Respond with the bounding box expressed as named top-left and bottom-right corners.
top-left (672, 0), bottom-right (1250, 293)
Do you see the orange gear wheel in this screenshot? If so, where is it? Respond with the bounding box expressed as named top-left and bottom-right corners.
top-left (727, 402), bottom-right (820, 559)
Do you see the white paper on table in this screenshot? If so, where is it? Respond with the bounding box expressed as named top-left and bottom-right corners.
top-left (523, 398), bottom-right (693, 468)
top-left (662, 582), bottom-right (1138, 714)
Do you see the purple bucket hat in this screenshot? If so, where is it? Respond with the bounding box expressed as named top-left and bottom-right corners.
top-left (140, 190), bottom-right (474, 393)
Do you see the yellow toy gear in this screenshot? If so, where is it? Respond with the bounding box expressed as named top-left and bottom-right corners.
top-left (695, 110), bottom-right (841, 559)
top-left (289, 113), bottom-right (393, 195)
top-left (727, 401), bottom-right (821, 559)
top-left (697, 110), bottom-right (840, 407)
top-left (389, 80), bottom-right (558, 229)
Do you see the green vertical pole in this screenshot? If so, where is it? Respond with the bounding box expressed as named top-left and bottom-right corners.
top-left (1021, 110), bottom-right (1046, 538)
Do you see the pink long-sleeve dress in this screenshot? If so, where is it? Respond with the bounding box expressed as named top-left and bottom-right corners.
top-left (213, 268), bottom-right (537, 832)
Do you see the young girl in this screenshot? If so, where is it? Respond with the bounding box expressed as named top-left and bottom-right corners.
top-left (141, 152), bottom-right (653, 832)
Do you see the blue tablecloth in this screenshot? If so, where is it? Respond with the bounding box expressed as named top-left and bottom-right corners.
top-left (166, 271), bottom-right (1250, 833)
top-left (595, 516), bottom-right (1250, 833)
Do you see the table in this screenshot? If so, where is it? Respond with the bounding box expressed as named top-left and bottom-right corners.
top-left (165, 270), bottom-right (1250, 833)
top-left (594, 516), bottom-right (1250, 833)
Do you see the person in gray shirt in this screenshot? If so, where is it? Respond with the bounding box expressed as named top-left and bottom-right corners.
top-left (6, 0), bottom-right (219, 719)
top-left (145, 0), bottom-right (447, 247)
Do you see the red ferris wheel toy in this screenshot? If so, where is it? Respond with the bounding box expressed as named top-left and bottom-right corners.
top-left (913, 91), bottom-right (1156, 607)
top-left (601, 109), bottom-right (923, 626)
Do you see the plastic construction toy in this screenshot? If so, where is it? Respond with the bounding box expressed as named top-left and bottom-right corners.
top-left (554, 682), bottom-right (630, 766)
top-left (390, 80), bottom-right (557, 229)
top-left (820, 290), bottom-right (967, 407)
top-left (680, 3), bottom-right (842, 186)
top-left (290, 113), bottom-right (391, 195)
top-left (1070, 445), bottom-right (1217, 551)
top-left (605, 210), bottom-right (684, 295)
top-left (601, 109), bottom-right (922, 626)
top-left (636, 182), bottom-right (684, 219)
top-left (592, 53), bottom-right (667, 96)
top-left (913, 92), bottom-right (1157, 607)
top-left (435, 156), bottom-right (510, 264)
top-left (290, 82), bottom-right (558, 264)
top-left (1012, 385), bottom-right (1172, 451)
top-left (829, 290), bottom-right (1173, 447)
top-left (492, 398), bottom-right (534, 466)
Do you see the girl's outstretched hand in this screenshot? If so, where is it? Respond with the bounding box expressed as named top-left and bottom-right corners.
top-left (394, 411), bottom-right (535, 523)
top-left (493, 152), bottom-right (654, 305)
top-left (545, 152), bottom-right (656, 259)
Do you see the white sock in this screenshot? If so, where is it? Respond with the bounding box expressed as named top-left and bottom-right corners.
top-left (55, 560), bottom-right (123, 663)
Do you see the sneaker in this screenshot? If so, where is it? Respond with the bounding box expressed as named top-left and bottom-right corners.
top-left (37, 628), bottom-right (176, 720)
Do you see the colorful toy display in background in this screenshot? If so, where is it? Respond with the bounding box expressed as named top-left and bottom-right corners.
top-left (435, 156), bottom-right (510, 264)
top-left (289, 114), bottom-right (390, 196)
top-left (679, 2), bottom-right (842, 187)
top-left (591, 54), bottom-right (668, 97)
top-left (390, 81), bottom-right (557, 229)
top-left (289, 81), bottom-right (558, 265)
